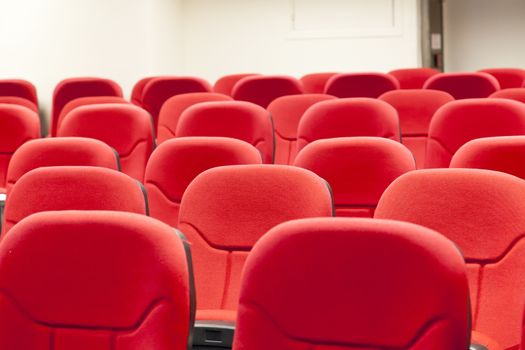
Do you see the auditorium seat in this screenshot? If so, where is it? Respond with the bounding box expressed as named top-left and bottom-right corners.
top-left (176, 101), bottom-right (274, 163)
top-left (388, 68), bottom-right (440, 89)
top-left (4, 166), bottom-right (148, 233)
top-left (0, 104), bottom-right (40, 191)
top-left (324, 72), bottom-right (399, 98)
top-left (178, 165), bottom-right (334, 348)
top-left (299, 72), bottom-right (337, 93)
top-left (6, 137), bottom-right (120, 195)
top-left (157, 92), bottom-right (232, 144)
top-left (480, 68), bottom-right (525, 89)
top-left (423, 72), bottom-right (500, 99)
top-left (0, 97), bottom-right (38, 112)
top-left (232, 217), bottom-right (470, 350)
top-left (379, 89), bottom-right (454, 168)
top-left (140, 76), bottom-right (212, 129)
top-left (57, 104), bottom-right (154, 181)
top-left (0, 210), bottom-right (194, 350)
top-left (213, 74), bottom-right (258, 96)
top-left (130, 76), bottom-right (155, 105)
top-left (0, 79), bottom-right (38, 106)
top-left (296, 98), bottom-right (400, 154)
top-left (294, 137), bottom-right (416, 217)
top-left (231, 75), bottom-right (303, 108)
top-left (51, 77), bottom-right (123, 136)
top-left (425, 99), bottom-right (525, 168)
top-left (267, 94), bottom-right (336, 164)
top-left (490, 88), bottom-right (525, 104)
top-left (145, 137), bottom-right (262, 227)
top-left (375, 168), bottom-right (525, 350)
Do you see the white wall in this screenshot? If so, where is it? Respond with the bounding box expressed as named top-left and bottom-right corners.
top-left (444, 0), bottom-right (525, 72)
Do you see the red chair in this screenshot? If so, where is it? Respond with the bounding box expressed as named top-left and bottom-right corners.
top-left (57, 104), bottom-right (154, 181)
top-left (51, 77), bottom-right (123, 136)
top-left (480, 68), bottom-right (525, 89)
top-left (379, 89), bottom-right (454, 168)
top-left (375, 168), bottom-right (525, 350)
top-left (213, 74), bottom-right (258, 96)
top-left (267, 94), bottom-right (336, 164)
top-left (0, 79), bottom-right (38, 105)
top-left (423, 72), bottom-right (500, 99)
top-left (233, 217), bottom-right (470, 350)
top-left (294, 137), bottom-right (415, 217)
top-left (232, 75), bottom-right (303, 108)
top-left (0, 210), bottom-right (194, 350)
top-left (157, 92), bottom-right (232, 144)
top-left (130, 76), bottom-right (155, 105)
top-left (425, 99), bottom-right (525, 168)
top-left (388, 68), bottom-right (440, 89)
top-left (145, 137), bottom-right (262, 227)
top-left (490, 88), bottom-right (525, 104)
top-left (0, 97), bottom-right (38, 112)
top-left (296, 98), bottom-right (400, 154)
top-left (325, 72), bottom-right (399, 98)
top-left (141, 76), bottom-right (212, 129)
top-left (176, 101), bottom-right (274, 163)
top-left (300, 73), bottom-right (337, 93)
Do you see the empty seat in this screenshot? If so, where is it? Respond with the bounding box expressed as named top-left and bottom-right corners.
top-left (4, 166), bottom-right (148, 233)
top-left (233, 217), bottom-right (470, 350)
top-left (423, 72), bottom-right (500, 99)
top-left (0, 210), bottom-right (194, 350)
top-left (157, 92), bottom-right (232, 144)
top-left (450, 136), bottom-right (525, 180)
top-left (490, 88), bottom-right (525, 104)
top-left (232, 75), bottom-right (303, 108)
top-left (0, 79), bottom-right (38, 105)
top-left (480, 68), bottom-right (525, 89)
top-left (425, 99), bottom-right (525, 168)
top-left (51, 77), bottom-right (123, 136)
top-left (213, 74), bottom-right (258, 96)
top-left (294, 137), bottom-right (416, 217)
top-left (375, 168), bottom-right (525, 350)
top-left (145, 137), bottom-right (262, 227)
top-left (0, 97), bottom-right (38, 112)
top-left (379, 89), bottom-right (454, 168)
top-left (57, 104), bottom-right (154, 181)
top-left (388, 68), bottom-right (440, 89)
top-left (176, 101), bottom-right (275, 163)
top-left (325, 72), bottom-right (399, 98)
top-left (130, 76), bottom-right (155, 105)
top-left (0, 104), bottom-right (40, 190)
top-left (6, 137), bottom-right (120, 195)
top-left (300, 72), bottom-right (337, 93)
top-left (296, 98), bottom-right (400, 154)
top-left (141, 76), bottom-right (212, 129)
top-left (267, 94), bottom-right (336, 164)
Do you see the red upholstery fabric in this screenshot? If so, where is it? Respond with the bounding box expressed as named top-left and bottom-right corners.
top-left (145, 137), bottom-right (262, 227)
top-left (176, 101), bottom-right (275, 163)
top-left (296, 98), bottom-right (400, 153)
top-left (450, 136), bottom-right (525, 180)
top-left (423, 72), bottom-right (500, 99)
top-left (490, 88), bottom-right (525, 104)
top-left (57, 104), bottom-right (154, 181)
top-left (130, 77), bottom-right (155, 105)
top-left (325, 72), bottom-right (399, 98)
top-left (0, 79), bottom-right (38, 105)
top-left (388, 68), bottom-right (440, 89)
top-left (232, 75), bottom-right (303, 108)
top-left (480, 68), bottom-right (525, 89)
top-left (157, 92), bottom-right (232, 144)
top-left (425, 99), bottom-right (525, 168)
top-left (379, 89), bottom-right (454, 168)
top-left (141, 76), bottom-right (212, 129)
top-left (4, 166), bottom-right (148, 233)
top-left (233, 217), bottom-right (470, 350)
top-left (57, 96), bottom-right (128, 131)
top-left (178, 165), bottom-right (334, 321)
top-left (0, 97), bottom-right (38, 112)
top-left (51, 77), bottom-right (123, 136)
top-left (213, 74), bottom-right (258, 96)
top-left (267, 94), bottom-right (336, 164)
top-left (0, 210), bottom-right (193, 350)
top-left (299, 73), bottom-right (337, 94)
top-left (375, 168), bottom-right (525, 349)
top-left (0, 104), bottom-right (40, 190)
top-left (294, 137), bottom-right (416, 217)
top-left (6, 137), bottom-right (119, 195)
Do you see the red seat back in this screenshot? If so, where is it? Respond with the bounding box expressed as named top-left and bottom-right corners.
top-left (300, 73), bottom-right (337, 93)
top-left (130, 76), bottom-right (155, 105)
top-left (0, 97), bottom-right (38, 112)
top-left (213, 74), bottom-right (258, 96)
top-left (480, 68), bottom-right (525, 89)
top-left (232, 75), bottom-right (303, 108)
top-left (490, 88), bottom-right (525, 104)
top-left (0, 79), bottom-right (38, 105)
top-left (388, 68), bottom-right (440, 89)
top-left (423, 72), bottom-right (500, 99)
top-left (325, 72), bottom-right (399, 98)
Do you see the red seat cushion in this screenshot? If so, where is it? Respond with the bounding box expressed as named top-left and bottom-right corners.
top-left (424, 72), bottom-right (500, 99)
top-left (480, 68), bottom-right (525, 89)
top-left (57, 96), bottom-right (128, 131)
top-left (490, 88), bottom-right (525, 104)
top-left (325, 72), bottom-right (399, 98)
